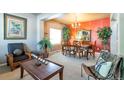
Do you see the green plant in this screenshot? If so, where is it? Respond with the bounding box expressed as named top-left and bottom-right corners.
top-left (62, 26), bottom-right (71, 41)
top-left (97, 27), bottom-right (112, 49)
top-left (38, 37), bottom-right (52, 52)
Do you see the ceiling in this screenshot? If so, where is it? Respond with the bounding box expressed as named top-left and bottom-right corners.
top-left (51, 13), bottom-right (110, 24)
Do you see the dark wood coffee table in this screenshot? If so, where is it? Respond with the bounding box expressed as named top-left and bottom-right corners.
top-left (20, 59), bottom-right (64, 80)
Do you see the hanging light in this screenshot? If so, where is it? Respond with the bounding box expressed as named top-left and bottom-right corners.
top-left (71, 15), bottom-right (81, 28)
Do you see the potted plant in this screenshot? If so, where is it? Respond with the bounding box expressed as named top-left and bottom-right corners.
top-left (97, 27), bottom-right (112, 50)
top-left (38, 37), bottom-right (52, 57)
top-left (62, 26), bottom-right (71, 42)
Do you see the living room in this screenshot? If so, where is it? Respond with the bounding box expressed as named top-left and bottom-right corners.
top-left (1, 0), bottom-right (124, 93)
top-left (0, 13), bottom-right (124, 80)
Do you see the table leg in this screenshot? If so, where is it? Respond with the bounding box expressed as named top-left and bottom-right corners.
top-left (59, 69), bottom-right (63, 80)
top-left (20, 66), bottom-right (24, 78)
top-left (87, 49), bottom-right (89, 60)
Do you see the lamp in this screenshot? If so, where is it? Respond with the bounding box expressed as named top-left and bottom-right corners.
top-left (71, 15), bottom-right (81, 28)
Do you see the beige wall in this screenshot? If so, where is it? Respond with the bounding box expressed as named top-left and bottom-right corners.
top-left (44, 20), bottom-right (65, 51)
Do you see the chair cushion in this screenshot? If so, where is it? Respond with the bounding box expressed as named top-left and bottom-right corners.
top-left (14, 55), bottom-right (29, 62)
top-left (95, 61), bottom-right (113, 78)
top-left (13, 49), bottom-right (23, 56)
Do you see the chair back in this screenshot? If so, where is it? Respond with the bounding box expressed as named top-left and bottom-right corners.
top-left (8, 43), bottom-right (24, 54)
top-left (73, 41), bottom-right (81, 46)
top-left (61, 40), bottom-right (70, 45)
top-left (91, 40), bottom-right (96, 51)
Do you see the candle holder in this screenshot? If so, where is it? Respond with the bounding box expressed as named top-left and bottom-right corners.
top-left (31, 53), bottom-right (49, 66)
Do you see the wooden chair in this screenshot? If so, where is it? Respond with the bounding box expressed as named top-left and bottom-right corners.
top-left (78, 41), bottom-right (90, 58)
top-left (61, 41), bottom-right (70, 55)
top-left (81, 51), bottom-right (123, 80)
top-left (68, 45), bottom-right (77, 57)
top-left (88, 41), bottom-right (96, 58)
top-left (73, 41), bottom-right (81, 46)
top-left (6, 43), bottom-right (32, 71)
top-left (73, 41), bottom-right (82, 58)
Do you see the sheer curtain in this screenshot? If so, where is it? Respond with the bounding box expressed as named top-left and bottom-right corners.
top-left (50, 28), bottom-right (62, 45)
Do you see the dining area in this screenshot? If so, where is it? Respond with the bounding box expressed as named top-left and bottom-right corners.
top-left (62, 40), bottom-right (96, 60)
top-left (61, 26), bottom-right (97, 60)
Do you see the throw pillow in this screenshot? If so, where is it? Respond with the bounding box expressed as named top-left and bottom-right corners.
top-left (95, 57), bottom-right (105, 69)
top-left (13, 49), bottom-right (23, 56)
top-left (95, 61), bottom-right (113, 78)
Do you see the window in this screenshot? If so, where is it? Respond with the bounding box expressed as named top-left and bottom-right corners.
top-left (50, 28), bottom-right (61, 44)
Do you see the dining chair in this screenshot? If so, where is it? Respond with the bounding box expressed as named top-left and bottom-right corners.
top-left (78, 41), bottom-right (90, 58)
top-left (61, 40), bottom-right (71, 55)
top-left (88, 41), bottom-right (96, 58)
top-left (72, 41), bottom-right (82, 57)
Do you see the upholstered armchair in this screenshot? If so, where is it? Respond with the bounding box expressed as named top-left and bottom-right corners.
top-left (6, 43), bottom-right (32, 71)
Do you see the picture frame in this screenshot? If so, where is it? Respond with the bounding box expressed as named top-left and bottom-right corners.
top-left (4, 13), bottom-right (27, 40)
top-left (76, 30), bottom-right (91, 41)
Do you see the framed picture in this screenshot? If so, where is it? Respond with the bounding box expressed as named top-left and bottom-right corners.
top-left (4, 13), bottom-right (27, 39)
top-left (76, 30), bottom-right (91, 41)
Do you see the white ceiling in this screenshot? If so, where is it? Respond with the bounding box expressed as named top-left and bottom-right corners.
top-left (51, 13), bottom-right (110, 24)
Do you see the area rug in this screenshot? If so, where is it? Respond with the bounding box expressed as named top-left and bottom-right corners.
top-left (0, 52), bottom-right (98, 80)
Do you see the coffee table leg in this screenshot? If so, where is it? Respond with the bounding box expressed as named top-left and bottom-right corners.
top-left (20, 66), bottom-right (24, 78)
top-left (59, 69), bottom-right (63, 80)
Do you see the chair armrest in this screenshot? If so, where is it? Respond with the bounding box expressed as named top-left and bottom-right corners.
top-left (82, 63), bottom-right (95, 67)
top-left (6, 54), bottom-right (14, 66)
top-left (81, 63), bottom-right (96, 79)
top-left (25, 51), bottom-right (32, 59)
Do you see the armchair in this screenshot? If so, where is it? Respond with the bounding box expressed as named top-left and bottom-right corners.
top-left (81, 51), bottom-right (123, 80)
top-left (6, 43), bottom-right (32, 71)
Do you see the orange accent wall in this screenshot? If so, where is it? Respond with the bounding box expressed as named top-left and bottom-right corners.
top-left (67, 17), bottom-right (110, 51)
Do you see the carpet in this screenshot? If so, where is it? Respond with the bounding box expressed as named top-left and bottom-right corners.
top-left (0, 52), bottom-right (98, 80)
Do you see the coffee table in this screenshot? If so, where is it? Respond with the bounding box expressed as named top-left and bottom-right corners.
top-left (20, 59), bottom-right (64, 80)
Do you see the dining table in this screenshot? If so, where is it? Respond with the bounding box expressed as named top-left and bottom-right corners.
top-left (62, 43), bottom-right (92, 60)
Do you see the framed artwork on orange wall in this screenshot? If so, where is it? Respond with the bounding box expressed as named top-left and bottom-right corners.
top-left (76, 30), bottom-right (91, 41)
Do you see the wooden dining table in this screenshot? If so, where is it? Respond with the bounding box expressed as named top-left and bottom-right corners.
top-left (62, 44), bottom-right (92, 60)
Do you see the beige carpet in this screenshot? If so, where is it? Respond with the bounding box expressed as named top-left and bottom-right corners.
top-left (0, 52), bottom-right (98, 80)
